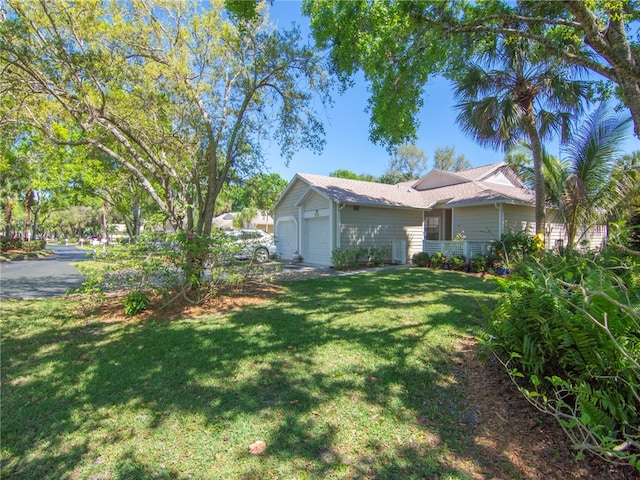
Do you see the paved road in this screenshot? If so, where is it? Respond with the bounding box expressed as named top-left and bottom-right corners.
top-left (0, 245), bottom-right (91, 300)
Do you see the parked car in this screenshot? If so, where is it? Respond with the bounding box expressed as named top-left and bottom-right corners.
top-left (225, 229), bottom-right (277, 263)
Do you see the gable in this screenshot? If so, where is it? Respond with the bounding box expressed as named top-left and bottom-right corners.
top-left (411, 170), bottom-right (468, 191)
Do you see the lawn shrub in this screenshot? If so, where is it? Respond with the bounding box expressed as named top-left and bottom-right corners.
top-left (366, 245), bottom-right (389, 266)
top-left (331, 247), bottom-right (367, 270)
top-left (430, 252), bottom-right (445, 269)
top-left (488, 230), bottom-right (541, 270)
top-left (411, 251), bottom-right (430, 267)
top-left (448, 255), bottom-right (466, 271)
top-left (75, 230), bottom-right (267, 302)
top-left (470, 254), bottom-right (487, 273)
top-left (23, 239), bottom-right (46, 252)
top-left (483, 244), bottom-right (640, 469)
top-left (124, 290), bottom-right (149, 316)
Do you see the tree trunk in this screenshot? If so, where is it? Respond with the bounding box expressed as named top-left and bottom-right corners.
top-left (524, 111), bottom-right (547, 236)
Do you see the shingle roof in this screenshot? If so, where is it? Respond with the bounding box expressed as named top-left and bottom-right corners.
top-left (297, 173), bottom-right (427, 209)
top-left (292, 164), bottom-right (535, 210)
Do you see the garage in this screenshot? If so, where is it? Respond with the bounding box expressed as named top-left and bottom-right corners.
top-left (275, 218), bottom-right (298, 261)
top-left (303, 216), bottom-right (331, 265)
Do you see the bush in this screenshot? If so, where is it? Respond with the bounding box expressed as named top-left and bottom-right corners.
top-left (331, 247), bottom-right (367, 270)
top-left (448, 255), bottom-right (466, 271)
top-left (470, 254), bottom-right (487, 273)
top-left (75, 230), bottom-right (269, 302)
top-left (489, 230), bottom-right (540, 268)
top-left (411, 252), bottom-right (430, 267)
top-left (430, 252), bottom-right (445, 269)
top-left (482, 245), bottom-right (640, 469)
top-left (124, 290), bottom-right (148, 316)
top-left (367, 245), bottom-right (389, 266)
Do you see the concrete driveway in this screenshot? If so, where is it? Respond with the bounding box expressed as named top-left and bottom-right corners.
top-left (0, 245), bottom-right (90, 300)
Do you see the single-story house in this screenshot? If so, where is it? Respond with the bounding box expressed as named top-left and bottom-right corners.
top-left (272, 162), bottom-right (607, 266)
top-left (212, 211), bottom-right (274, 233)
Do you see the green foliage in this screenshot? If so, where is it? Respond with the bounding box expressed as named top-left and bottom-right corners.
top-left (366, 245), bottom-right (389, 266)
top-left (331, 247), bottom-right (367, 270)
top-left (470, 254), bottom-right (487, 273)
top-left (489, 230), bottom-right (540, 268)
top-left (430, 251), bottom-right (445, 269)
top-left (3, 2), bottom-right (331, 240)
top-left (483, 241), bottom-right (640, 468)
top-left (448, 254), bottom-right (466, 271)
top-left (124, 290), bottom-right (148, 316)
top-left (0, 238), bottom-right (46, 252)
top-left (75, 230), bottom-right (267, 302)
top-left (411, 251), bottom-right (430, 267)
top-left (433, 146), bottom-right (471, 171)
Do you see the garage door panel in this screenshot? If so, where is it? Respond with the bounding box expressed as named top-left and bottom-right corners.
top-left (304, 216), bottom-right (330, 265)
top-left (275, 219), bottom-right (297, 260)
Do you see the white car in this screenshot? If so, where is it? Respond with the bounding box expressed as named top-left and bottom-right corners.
top-left (225, 229), bottom-right (277, 263)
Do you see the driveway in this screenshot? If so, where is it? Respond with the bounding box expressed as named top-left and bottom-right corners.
top-left (0, 245), bottom-right (90, 300)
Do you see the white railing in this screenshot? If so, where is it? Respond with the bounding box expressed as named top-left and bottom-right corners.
top-left (422, 240), bottom-right (490, 258)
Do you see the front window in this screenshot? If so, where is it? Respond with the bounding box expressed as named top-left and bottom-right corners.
top-left (425, 216), bottom-right (440, 240)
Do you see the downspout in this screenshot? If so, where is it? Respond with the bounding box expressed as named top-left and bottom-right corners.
top-left (298, 204), bottom-right (303, 256)
top-left (494, 202), bottom-right (504, 239)
top-left (336, 203), bottom-right (345, 249)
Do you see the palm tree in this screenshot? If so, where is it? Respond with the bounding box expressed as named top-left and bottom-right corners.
top-left (511, 103), bottom-right (636, 250)
top-left (551, 104), bottom-right (635, 249)
top-left (453, 39), bottom-right (589, 235)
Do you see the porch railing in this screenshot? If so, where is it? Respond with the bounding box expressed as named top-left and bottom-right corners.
top-left (422, 240), bottom-right (490, 259)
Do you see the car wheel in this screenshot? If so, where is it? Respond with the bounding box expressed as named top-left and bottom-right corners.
top-left (254, 247), bottom-right (269, 263)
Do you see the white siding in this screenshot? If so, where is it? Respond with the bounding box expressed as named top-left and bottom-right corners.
top-left (340, 207), bottom-right (423, 262)
top-left (274, 180), bottom-right (308, 218)
top-left (303, 216), bottom-right (331, 265)
top-left (504, 205), bottom-right (536, 234)
top-left (273, 179), bottom-right (309, 261)
top-left (452, 206), bottom-right (500, 242)
top-left (302, 191), bottom-right (329, 212)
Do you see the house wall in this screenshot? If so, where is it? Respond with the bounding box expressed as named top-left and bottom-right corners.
top-left (340, 206), bottom-right (423, 262)
top-left (302, 191), bottom-right (329, 212)
top-left (452, 206), bottom-right (500, 242)
top-left (546, 222), bottom-right (607, 251)
top-left (273, 180), bottom-right (309, 260)
top-left (503, 205), bottom-right (536, 234)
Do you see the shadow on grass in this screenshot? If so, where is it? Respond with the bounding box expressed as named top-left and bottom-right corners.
top-left (2, 268), bottom-right (504, 479)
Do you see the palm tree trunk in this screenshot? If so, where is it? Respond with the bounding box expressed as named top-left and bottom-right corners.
top-left (524, 111), bottom-right (547, 236)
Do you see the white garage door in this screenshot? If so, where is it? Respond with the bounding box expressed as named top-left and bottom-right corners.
top-left (275, 219), bottom-right (297, 260)
top-left (304, 216), bottom-right (330, 265)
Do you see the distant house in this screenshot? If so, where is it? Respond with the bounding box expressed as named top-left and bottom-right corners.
top-left (212, 211), bottom-right (274, 233)
top-left (272, 162), bottom-right (607, 266)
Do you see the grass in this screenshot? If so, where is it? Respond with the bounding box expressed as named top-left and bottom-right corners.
top-left (1, 268), bottom-right (499, 479)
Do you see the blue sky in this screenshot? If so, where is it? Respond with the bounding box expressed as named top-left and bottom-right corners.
top-left (264, 1), bottom-right (640, 182)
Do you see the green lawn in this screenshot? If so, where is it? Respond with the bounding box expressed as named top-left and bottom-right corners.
top-left (1, 268), bottom-right (499, 479)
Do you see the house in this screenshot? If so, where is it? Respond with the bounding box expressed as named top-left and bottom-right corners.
top-left (272, 162), bottom-right (607, 266)
top-left (212, 211), bottom-right (275, 233)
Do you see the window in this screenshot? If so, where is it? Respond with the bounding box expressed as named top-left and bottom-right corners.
top-left (425, 216), bottom-right (440, 240)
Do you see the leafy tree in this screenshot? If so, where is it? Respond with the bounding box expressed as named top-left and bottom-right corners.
top-left (303, 0), bottom-right (640, 141)
top-left (453, 38), bottom-right (588, 235)
top-left (433, 146), bottom-right (471, 171)
top-left (1, 1), bottom-right (330, 241)
top-left (219, 172), bottom-right (287, 213)
top-left (329, 169), bottom-right (377, 182)
top-left (379, 143), bottom-right (428, 184)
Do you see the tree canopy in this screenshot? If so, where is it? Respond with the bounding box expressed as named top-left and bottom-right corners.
top-left (303, 0), bottom-right (640, 142)
top-left (1, 0), bottom-right (331, 237)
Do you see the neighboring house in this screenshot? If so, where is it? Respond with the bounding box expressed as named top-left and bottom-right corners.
top-left (212, 211), bottom-right (274, 233)
top-left (272, 162), bottom-right (607, 266)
